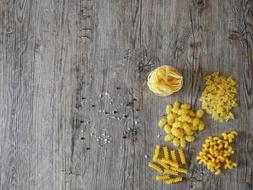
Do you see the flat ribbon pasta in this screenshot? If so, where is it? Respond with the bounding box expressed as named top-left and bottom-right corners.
top-left (147, 65), bottom-right (183, 96)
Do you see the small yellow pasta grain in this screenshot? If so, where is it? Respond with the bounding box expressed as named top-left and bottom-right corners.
top-left (180, 138), bottom-right (187, 148)
top-left (181, 104), bottom-right (191, 110)
top-left (185, 135), bottom-right (195, 142)
top-left (164, 125), bottom-right (172, 134)
top-left (159, 118), bottom-right (167, 128)
top-left (153, 145), bottom-right (161, 161)
top-left (188, 110), bottom-right (196, 117)
top-left (192, 118), bottom-right (200, 127)
top-left (163, 147), bottom-right (170, 160)
top-left (173, 138), bottom-right (180, 147)
top-left (231, 130), bottom-right (238, 136)
top-left (164, 134), bottom-right (174, 142)
top-left (198, 121), bottom-right (205, 131)
top-left (178, 149), bottom-right (186, 164)
top-left (171, 128), bottom-right (184, 138)
top-left (156, 175), bottom-right (171, 181)
top-left (173, 101), bottom-right (181, 109)
top-left (160, 158), bottom-right (179, 168)
top-left (166, 104), bottom-right (173, 114)
top-left (148, 162), bottom-right (163, 173)
top-left (196, 109), bottom-right (205, 118)
top-left (184, 129), bottom-right (194, 136)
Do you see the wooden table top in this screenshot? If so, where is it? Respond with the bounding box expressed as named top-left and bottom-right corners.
top-left (0, 0), bottom-right (252, 190)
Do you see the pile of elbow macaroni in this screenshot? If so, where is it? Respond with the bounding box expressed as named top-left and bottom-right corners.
top-left (148, 145), bottom-right (187, 184)
top-left (147, 67), bottom-right (239, 185)
top-left (159, 101), bottom-right (205, 148)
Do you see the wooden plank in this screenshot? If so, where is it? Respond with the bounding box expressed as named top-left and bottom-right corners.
top-left (0, 0), bottom-right (252, 190)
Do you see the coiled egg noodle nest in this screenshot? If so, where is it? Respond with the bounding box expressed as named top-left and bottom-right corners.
top-left (147, 65), bottom-right (183, 96)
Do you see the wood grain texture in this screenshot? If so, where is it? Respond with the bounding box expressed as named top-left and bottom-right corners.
top-left (0, 0), bottom-right (252, 190)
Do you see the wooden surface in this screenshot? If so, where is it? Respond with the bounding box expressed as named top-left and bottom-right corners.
top-left (0, 0), bottom-right (252, 189)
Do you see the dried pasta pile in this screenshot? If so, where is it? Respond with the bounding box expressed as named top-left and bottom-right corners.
top-left (147, 65), bottom-right (183, 96)
top-left (200, 72), bottom-right (238, 122)
top-left (196, 131), bottom-right (238, 175)
top-left (159, 101), bottom-right (205, 147)
top-left (148, 145), bottom-right (188, 184)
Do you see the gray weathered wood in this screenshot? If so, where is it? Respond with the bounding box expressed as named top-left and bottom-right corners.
top-left (0, 0), bottom-right (252, 189)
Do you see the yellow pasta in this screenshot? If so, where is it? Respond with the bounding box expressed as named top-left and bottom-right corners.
top-left (163, 147), bottom-right (170, 160)
top-left (166, 104), bottom-right (173, 114)
top-left (160, 158), bottom-right (179, 168)
top-left (170, 150), bottom-right (178, 164)
top-left (196, 131), bottom-right (238, 175)
top-left (164, 125), bottom-right (172, 134)
top-left (196, 109), bottom-right (205, 118)
top-left (156, 175), bottom-right (171, 181)
top-left (149, 145), bottom-right (188, 185)
top-left (170, 167), bottom-right (188, 174)
top-left (159, 118), bottom-right (167, 128)
top-left (200, 72), bottom-right (238, 122)
top-left (163, 169), bottom-right (179, 176)
top-left (185, 135), bottom-right (195, 142)
top-left (159, 102), bottom-right (205, 147)
top-left (148, 162), bottom-right (163, 173)
top-left (165, 177), bottom-right (183, 184)
top-left (153, 145), bottom-right (161, 161)
top-left (178, 149), bottom-right (186, 164)
top-left (147, 65), bottom-right (183, 96)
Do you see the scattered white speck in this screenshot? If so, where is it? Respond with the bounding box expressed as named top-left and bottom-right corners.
top-left (120, 103), bottom-right (124, 106)
top-left (105, 92), bottom-right (109, 96)
top-left (98, 110), bottom-right (102, 113)
top-left (144, 155), bottom-right (148, 159)
top-left (157, 134), bottom-right (161, 138)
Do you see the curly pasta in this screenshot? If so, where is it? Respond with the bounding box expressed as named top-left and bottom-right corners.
top-left (149, 145), bottom-right (188, 185)
top-left (153, 145), bottom-right (161, 161)
top-left (147, 65), bottom-right (183, 96)
top-left (163, 147), bottom-right (170, 160)
top-left (148, 162), bottom-right (163, 173)
top-left (165, 177), bottom-right (183, 184)
top-left (170, 150), bottom-right (178, 164)
top-left (156, 175), bottom-right (171, 181)
top-left (196, 131), bottom-right (238, 175)
top-left (178, 149), bottom-right (186, 164)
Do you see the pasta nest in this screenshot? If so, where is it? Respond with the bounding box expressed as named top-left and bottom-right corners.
top-left (147, 65), bottom-right (183, 96)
